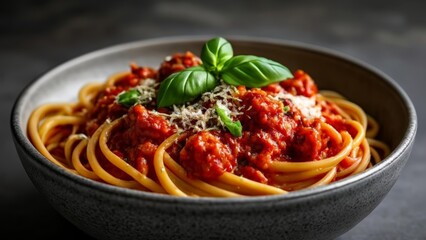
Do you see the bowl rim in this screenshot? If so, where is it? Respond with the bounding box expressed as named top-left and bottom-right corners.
top-left (10, 35), bottom-right (418, 205)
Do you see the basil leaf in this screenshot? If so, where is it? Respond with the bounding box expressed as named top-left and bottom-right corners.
top-left (215, 105), bottom-right (242, 137)
top-left (221, 55), bottom-right (293, 87)
top-left (117, 89), bottom-right (141, 108)
top-left (157, 66), bottom-right (217, 108)
top-left (201, 37), bottom-right (233, 73)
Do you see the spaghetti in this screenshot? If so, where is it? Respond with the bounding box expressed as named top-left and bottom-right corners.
top-left (27, 50), bottom-right (390, 197)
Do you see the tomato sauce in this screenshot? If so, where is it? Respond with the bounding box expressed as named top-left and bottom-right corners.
top-left (157, 51), bottom-right (202, 81)
top-left (83, 52), bottom-right (351, 184)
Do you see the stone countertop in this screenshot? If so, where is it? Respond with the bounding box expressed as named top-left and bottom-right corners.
top-left (2, 0), bottom-right (425, 239)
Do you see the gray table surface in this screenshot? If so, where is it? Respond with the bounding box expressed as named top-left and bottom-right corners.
top-left (2, 0), bottom-right (425, 239)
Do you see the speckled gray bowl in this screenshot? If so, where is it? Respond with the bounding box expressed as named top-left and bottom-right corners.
top-left (11, 36), bottom-right (417, 240)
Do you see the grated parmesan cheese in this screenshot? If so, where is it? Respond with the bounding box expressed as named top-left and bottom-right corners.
top-left (152, 81), bottom-right (242, 133)
top-left (135, 78), bottom-right (158, 104)
top-left (124, 78), bottom-right (321, 133)
top-left (274, 92), bottom-right (321, 120)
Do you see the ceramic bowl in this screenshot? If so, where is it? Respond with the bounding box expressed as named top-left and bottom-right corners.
top-left (11, 36), bottom-right (417, 240)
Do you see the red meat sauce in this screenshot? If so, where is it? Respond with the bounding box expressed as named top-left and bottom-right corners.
top-left (83, 51), bottom-right (348, 184)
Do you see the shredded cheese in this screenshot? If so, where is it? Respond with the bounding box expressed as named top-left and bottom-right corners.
top-left (135, 78), bottom-right (158, 104)
top-left (122, 78), bottom-right (321, 133)
top-left (153, 82), bottom-right (241, 132)
top-left (274, 92), bottom-right (321, 120)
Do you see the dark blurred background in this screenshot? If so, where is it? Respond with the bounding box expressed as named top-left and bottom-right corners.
top-left (1, 0), bottom-right (425, 239)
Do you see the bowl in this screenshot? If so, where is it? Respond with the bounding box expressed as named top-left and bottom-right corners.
top-left (11, 36), bottom-right (417, 240)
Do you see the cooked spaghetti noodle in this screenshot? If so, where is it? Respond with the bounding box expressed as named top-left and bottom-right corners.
top-left (27, 51), bottom-right (390, 197)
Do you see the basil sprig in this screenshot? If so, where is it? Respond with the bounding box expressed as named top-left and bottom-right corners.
top-left (156, 37), bottom-right (293, 108)
top-left (215, 104), bottom-right (243, 137)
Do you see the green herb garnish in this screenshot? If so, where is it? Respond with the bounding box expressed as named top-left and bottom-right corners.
top-left (156, 37), bottom-right (293, 108)
top-left (117, 89), bottom-right (141, 107)
top-left (221, 55), bottom-right (293, 88)
top-left (215, 104), bottom-right (243, 137)
top-left (156, 66), bottom-right (217, 108)
top-left (201, 37), bottom-right (233, 74)
top-left (283, 105), bottom-right (290, 113)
